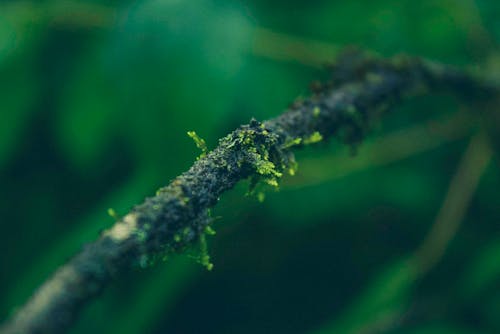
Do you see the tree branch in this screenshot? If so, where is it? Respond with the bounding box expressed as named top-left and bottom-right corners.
top-left (1, 51), bottom-right (498, 334)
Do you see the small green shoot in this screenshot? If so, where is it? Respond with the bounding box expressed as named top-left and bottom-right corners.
top-left (187, 131), bottom-right (208, 158)
top-left (107, 208), bottom-right (120, 221)
top-left (205, 226), bottom-right (216, 236)
top-left (198, 233), bottom-right (213, 271)
top-left (282, 137), bottom-right (302, 149)
top-left (303, 131), bottom-right (323, 144)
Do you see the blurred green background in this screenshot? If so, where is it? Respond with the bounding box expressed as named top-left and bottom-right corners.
top-left (1, 0), bottom-right (499, 333)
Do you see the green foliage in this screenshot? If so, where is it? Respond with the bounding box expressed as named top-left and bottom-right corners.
top-left (0, 0), bottom-right (499, 333)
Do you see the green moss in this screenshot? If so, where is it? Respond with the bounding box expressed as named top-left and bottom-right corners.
top-left (263, 177), bottom-right (279, 187)
top-left (198, 233), bottom-right (213, 271)
top-left (109, 50), bottom-right (498, 294)
top-left (107, 208), bottom-right (120, 221)
top-left (140, 120), bottom-right (301, 271)
top-left (303, 131), bottom-right (323, 144)
top-left (255, 159), bottom-right (282, 178)
top-left (288, 160), bottom-right (299, 176)
top-left (232, 121), bottom-right (289, 191)
top-left (183, 227), bottom-right (194, 237)
top-left (282, 137), bottom-right (302, 149)
top-left (187, 130), bottom-right (208, 158)
top-left (205, 225), bottom-right (216, 235)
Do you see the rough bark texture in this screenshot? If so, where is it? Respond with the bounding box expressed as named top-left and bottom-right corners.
top-left (2, 51), bottom-right (498, 334)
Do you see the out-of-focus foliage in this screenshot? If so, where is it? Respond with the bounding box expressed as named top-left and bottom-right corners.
top-left (0, 0), bottom-right (498, 333)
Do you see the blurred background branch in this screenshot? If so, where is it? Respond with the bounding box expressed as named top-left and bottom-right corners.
top-left (312, 132), bottom-right (492, 334)
top-left (414, 133), bottom-right (493, 276)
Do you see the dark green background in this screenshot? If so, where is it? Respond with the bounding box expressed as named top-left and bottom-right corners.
top-left (1, 0), bottom-right (499, 333)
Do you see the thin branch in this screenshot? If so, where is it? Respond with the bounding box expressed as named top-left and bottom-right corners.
top-left (312, 133), bottom-right (493, 334)
top-left (284, 110), bottom-right (476, 189)
top-left (252, 27), bottom-right (340, 67)
top-left (365, 133), bottom-right (493, 334)
top-left (1, 51), bottom-right (498, 334)
top-left (414, 133), bottom-right (493, 275)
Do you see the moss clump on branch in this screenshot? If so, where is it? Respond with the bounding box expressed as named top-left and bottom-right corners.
top-left (128, 49), bottom-right (499, 273)
top-left (187, 131), bottom-right (208, 158)
top-left (130, 118), bottom-right (299, 270)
